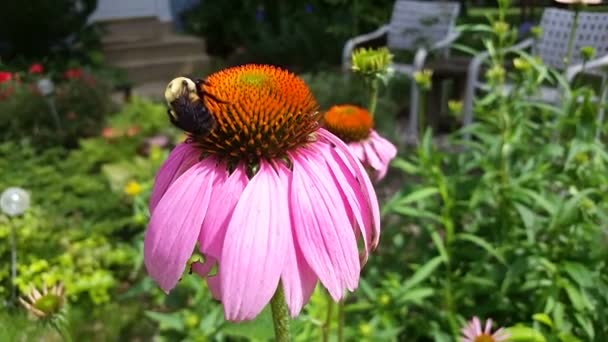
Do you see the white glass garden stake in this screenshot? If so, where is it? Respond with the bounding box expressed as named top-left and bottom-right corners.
top-left (1, 187), bottom-right (31, 305)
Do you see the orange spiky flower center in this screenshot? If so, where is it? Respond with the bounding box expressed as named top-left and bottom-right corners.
top-left (474, 334), bottom-right (496, 342)
top-left (194, 64), bottom-right (320, 165)
top-left (323, 105), bottom-right (373, 142)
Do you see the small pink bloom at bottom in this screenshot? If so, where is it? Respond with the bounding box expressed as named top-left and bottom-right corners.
top-left (462, 316), bottom-right (510, 342)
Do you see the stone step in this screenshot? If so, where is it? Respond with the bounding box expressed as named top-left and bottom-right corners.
top-left (104, 34), bottom-right (206, 65)
top-left (115, 54), bottom-right (211, 84)
top-left (99, 17), bottom-right (172, 44)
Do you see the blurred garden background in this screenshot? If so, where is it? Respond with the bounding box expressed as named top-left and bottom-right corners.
top-left (1, 0), bottom-right (608, 341)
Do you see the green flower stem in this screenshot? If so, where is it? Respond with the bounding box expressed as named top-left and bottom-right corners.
top-left (564, 6), bottom-right (581, 68)
top-left (9, 219), bottom-right (17, 305)
top-left (270, 284), bottom-right (291, 342)
top-left (337, 299), bottom-right (345, 342)
top-left (322, 293), bottom-right (333, 342)
top-left (368, 78), bottom-right (380, 118)
top-left (418, 91), bottom-right (427, 139)
top-left (50, 320), bottom-right (73, 342)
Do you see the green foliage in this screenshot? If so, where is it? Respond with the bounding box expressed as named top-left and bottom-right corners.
top-left (377, 2), bottom-right (608, 340)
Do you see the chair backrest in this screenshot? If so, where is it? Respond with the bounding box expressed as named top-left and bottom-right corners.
top-left (387, 0), bottom-right (460, 51)
top-left (536, 8), bottom-right (608, 73)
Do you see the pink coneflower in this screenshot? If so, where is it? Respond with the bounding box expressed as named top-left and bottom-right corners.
top-left (145, 65), bottom-right (380, 322)
top-left (323, 105), bottom-right (397, 181)
top-left (462, 317), bottom-right (509, 342)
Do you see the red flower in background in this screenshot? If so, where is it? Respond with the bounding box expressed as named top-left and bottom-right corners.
top-left (0, 72), bottom-right (13, 83)
top-left (64, 68), bottom-right (83, 79)
top-left (29, 63), bottom-right (44, 74)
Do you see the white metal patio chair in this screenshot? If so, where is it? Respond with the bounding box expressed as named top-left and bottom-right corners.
top-left (462, 8), bottom-right (608, 140)
top-left (342, 0), bottom-right (461, 143)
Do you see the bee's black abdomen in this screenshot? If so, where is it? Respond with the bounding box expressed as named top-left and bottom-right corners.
top-left (170, 95), bottom-right (216, 137)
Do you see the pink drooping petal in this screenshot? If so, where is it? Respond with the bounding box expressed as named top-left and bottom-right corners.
top-left (220, 161), bottom-right (290, 321)
top-left (199, 163), bottom-right (248, 258)
top-left (150, 142), bottom-right (200, 213)
top-left (493, 328), bottom-right (510, 341)
top-left (308, 142), bottom-right (373, 264)
top-left (484, 318), bottom-right (493, 334)
top-left (275, 162), bottom-right (318, 317)
top-left (318, 129), bottom-right (381, 248)
top-left (363, 139), bottom-right (384, 172)
top-left (144, 157), bottom-right (217, 293)
top-left (207, 275), bottom-right (222, 300)
top-left (348, 141), bottom-right (366, 161)
top-left (473, 316), bottom-right (482, 335)
top-left (191, 257), bottom-right (217, 278)
top-left (289, 148), bottom-right (360, 300)
top-left (462, 325), bottom-right (477, 340)
top-left (370, 130), bottom-right (398, 163)
top-left (192, 257), bottom-right (220, 299)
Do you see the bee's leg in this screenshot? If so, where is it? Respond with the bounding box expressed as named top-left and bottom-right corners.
top-left (195, 78), bottom-right (212, 87)
top-left (195, 78), bottom-right (229, 104)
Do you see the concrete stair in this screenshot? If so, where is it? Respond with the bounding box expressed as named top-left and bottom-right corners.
top-left (100, 17), bottom-right (211, 85)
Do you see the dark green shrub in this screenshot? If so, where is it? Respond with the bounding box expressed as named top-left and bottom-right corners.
top-left (0, 68), bottom-right (112, 147)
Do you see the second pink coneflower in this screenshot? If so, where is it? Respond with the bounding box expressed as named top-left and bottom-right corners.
top-left (323, 104), bottom-right (397, 181)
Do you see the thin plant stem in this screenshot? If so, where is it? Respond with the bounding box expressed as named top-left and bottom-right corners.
top-left (418, 92), bottom-right (427, 139)
top-left (10, 219), bottom-right (17, 305)
top-left (368, 78), bottom-right (380, 117)
top-left (337, 299), bottom-right (345, 342)
top-left (564, 6), bottom-right (581, 69)
top-left (322, 293), bottom-right (334, 342)
top-left (270, 284), bottom-right (291, 342)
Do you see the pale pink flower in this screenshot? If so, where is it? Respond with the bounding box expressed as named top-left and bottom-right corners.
top-left (145, 65), bottom-right (380, 322)
top-left (323, 105), bottom-right (397, 181)
top-left (462, 316), bottom-right (510, 342)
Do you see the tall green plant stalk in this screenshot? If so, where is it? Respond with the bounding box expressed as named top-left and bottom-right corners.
top-left (564, 5), bottom-right (582, 69)
top-left (337, 300), bottom-right (345, 342)
top-left (322, 294), bottom-right (334, 342)
top-left (270, 284), bottom-right (291, 342)
top-left (368, 78), bottom-right (379, 117)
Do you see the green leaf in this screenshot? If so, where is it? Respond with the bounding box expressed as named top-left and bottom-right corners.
top-left (505, 325), bottom-right (547, 342)
top-left (391, 157), bottom-right (418, 174)
top-left (532, 313), bottom-right (553, 328)
top-left (558, 332), bottom-right (583, 342)
top-left (392, 205), bottom-right (443, 224)
top-left (574, 313), bottom-right (594, 340)
top-left (514, 202), bottom-right (537, 242)
top-left (222, 306), bottom-right (275, 340)
top-left (563, 262), bottom-right (594, 289)
top-left (562, 282), bottom-right (585, 312)
top-left (402, 256), bottom-right (443, 291)
top-left (397, 287), bottom-right (435, 304)
top-left (144, 311), bottom-right (185, 332)
top-left (456, 233), bottom-right (506, 264)
top-left (430, 230), bottom-right (449, 263)
top-left (396, 187), bottom-right (439, 206)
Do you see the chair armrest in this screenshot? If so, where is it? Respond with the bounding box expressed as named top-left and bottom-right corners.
top-left (342, 25), bottom-right (390, 70)
top-left (566, 54), bottom-right (608, 82)
top-left (430, 31), bottom-right (461, 51)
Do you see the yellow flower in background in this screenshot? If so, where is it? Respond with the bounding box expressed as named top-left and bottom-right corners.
top-left (413, 69), bottom-right (433, 91)
top-left (124, 181), bottom-right (143, 197)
